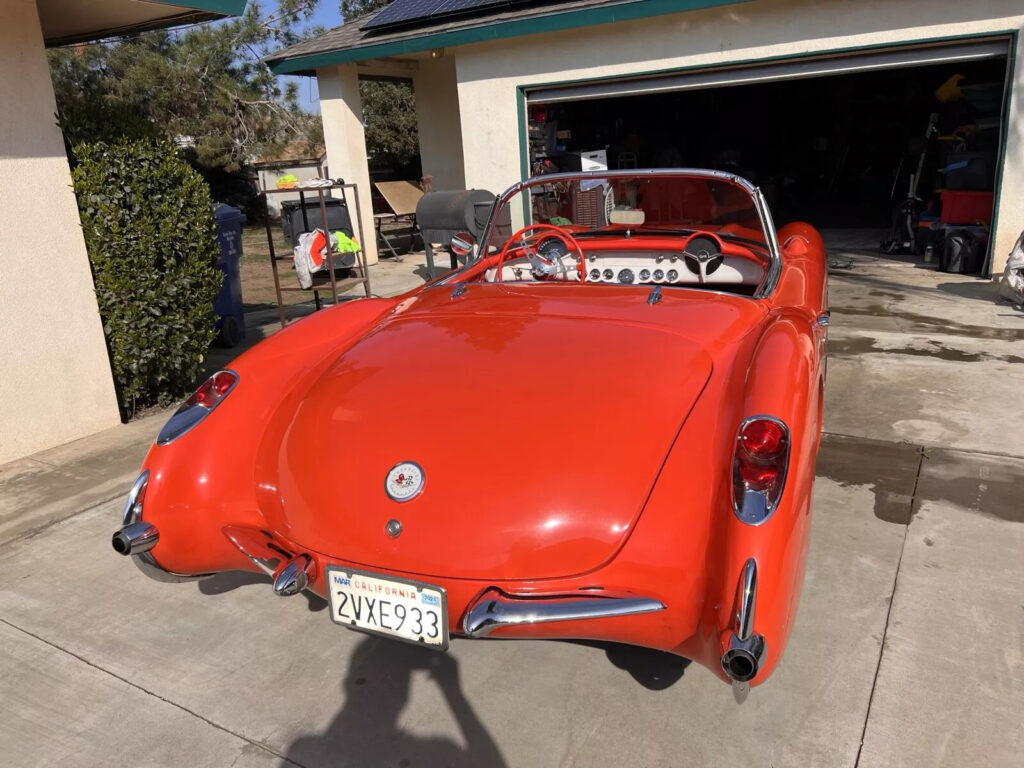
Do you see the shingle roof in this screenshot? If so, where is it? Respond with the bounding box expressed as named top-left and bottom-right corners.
top-left (266, 1), bottom-right (685, 74)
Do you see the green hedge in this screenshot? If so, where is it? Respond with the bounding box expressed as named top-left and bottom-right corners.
top-left (72, 139), bottom-right (222, 417)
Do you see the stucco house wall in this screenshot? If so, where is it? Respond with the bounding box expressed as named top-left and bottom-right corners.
top-left (449, 0), bottom-right (1024, 276)
top-left (0, 0), bottom-right (121, 464)
top-left (414, 55), bottom-right (467, 192)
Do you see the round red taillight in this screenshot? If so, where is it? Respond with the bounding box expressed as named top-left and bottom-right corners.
top-left (738, 462), bottom-right (779, 491)
top-left (739, 419), bottom-right (786, 461)
top-left (191, 379), bottom-right (216, 407)
top-left (212, 371), bottom-right (235, 396)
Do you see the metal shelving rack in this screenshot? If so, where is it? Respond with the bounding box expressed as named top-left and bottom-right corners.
top-left (261, 182), bottom-right (372, 328)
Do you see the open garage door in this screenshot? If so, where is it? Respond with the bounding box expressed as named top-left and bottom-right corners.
top-left (526, 40), bottom-right (1009, 103)
top-left (524, 38), bottom-right (1012, 275)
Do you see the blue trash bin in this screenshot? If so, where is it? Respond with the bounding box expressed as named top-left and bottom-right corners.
top-left (213, 203), bottom-right (246, 347)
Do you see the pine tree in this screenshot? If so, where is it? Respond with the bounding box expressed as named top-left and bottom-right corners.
top-left (49, 1), bottom-right (324, 172)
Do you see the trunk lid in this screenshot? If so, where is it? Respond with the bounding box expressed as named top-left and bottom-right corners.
top-left (259, 294), bottom-right (713, 580)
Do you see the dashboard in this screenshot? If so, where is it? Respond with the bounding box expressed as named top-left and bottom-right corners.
top-left (484, 232), bottom-right (766, 287)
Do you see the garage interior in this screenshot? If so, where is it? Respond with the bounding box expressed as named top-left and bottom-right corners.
top-left (526, 42), bottom-right (1009, 274)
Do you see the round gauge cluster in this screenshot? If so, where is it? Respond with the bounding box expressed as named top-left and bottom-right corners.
top-left (584, 256), bottom-right (689, 284)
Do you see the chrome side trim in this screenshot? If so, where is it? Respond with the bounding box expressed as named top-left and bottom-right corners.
top-left (734, 558), bottom-right (757, 641)
top-left (273, 554), bottom-right (315, 596)
top-left (463, 588), bottom-right (664, 638)
top-left (122, 470), bottom-right (150, 525)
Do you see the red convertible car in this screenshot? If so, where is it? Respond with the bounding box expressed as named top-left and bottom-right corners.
top-left (112, 169), bottom-right (827, 691)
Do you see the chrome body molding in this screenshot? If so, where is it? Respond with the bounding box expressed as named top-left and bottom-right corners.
top-left (462, 588), bottom-right (665, 638)
top-left (114, 469), bottom-right (206, 582)
top-left (273, 554), bottom-right (315, 596)
top-left (223, 526), bottom-right (286, 576)
top-left (122, 469), bottom-right (150, 525)
top-left (131, 552), bottom-right (204, 583)
top-left (721, 558), bottom-right (767, 684)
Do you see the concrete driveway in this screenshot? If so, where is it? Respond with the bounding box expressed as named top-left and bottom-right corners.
top-left (1, 243), bottom-right (1022, 767)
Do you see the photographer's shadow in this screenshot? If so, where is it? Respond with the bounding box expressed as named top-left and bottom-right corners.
top-left (280, 636), bottom-right (506, 768)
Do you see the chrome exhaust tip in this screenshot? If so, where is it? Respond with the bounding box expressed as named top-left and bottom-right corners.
top-left (720, 558), bottom-right (767, 684)
top-left (112, 522), bottom-right (159, 556)
top-left (721, 634), bottom-right (766, 683)
top-left (273, 554), bottom-right (314, 596)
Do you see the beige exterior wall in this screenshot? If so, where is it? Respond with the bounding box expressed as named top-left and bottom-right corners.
top-left (413, 55), bottom-right (467, 191)
top-left (317, 63), bottom-right (379, 264)
top-left (452, 0), bottom-right (1024, 275)
top-left (0, 0), bottom-right (120, 465)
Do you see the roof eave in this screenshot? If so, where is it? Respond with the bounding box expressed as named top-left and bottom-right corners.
top-left (267, 0), bottom-right (749, 75)
top-left (42, 1), bottom-right (248, 47)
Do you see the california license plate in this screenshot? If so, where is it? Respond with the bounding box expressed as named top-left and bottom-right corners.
top-left (325, 567), bottom-right (448, 650)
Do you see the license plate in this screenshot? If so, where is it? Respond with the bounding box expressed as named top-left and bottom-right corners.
top-left (325, 566), bottom-right (448, 650)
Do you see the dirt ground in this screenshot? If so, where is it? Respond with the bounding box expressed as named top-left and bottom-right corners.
top-left (239, 225), bottom-right (309, 309)
top-left (239, 223), bottom-right (417, 308)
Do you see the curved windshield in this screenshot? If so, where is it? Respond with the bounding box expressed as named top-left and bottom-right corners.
top-left (468, 170), bottom-right (778, 295)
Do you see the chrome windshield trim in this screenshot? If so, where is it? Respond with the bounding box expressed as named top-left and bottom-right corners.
top-left (463, 588), bottom-right (664, 637)
top-left (458, 168), bottom-right (782, 295)
top-left (751, 187), bottom-right (783, 297)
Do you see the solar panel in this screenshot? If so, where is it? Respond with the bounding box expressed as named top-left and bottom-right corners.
top-left (363, 0), bottom-right (448, 31)
top-left (363, 0), bottom-right (514, 32)
top-left (432, 0), bottom-right (507, 16)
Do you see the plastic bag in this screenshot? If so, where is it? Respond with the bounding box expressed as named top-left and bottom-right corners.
top-left (293, 230), bottom-right (357, 289)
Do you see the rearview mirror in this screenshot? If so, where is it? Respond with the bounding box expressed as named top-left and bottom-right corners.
top-left (450, 231), bottom-right (476, 259)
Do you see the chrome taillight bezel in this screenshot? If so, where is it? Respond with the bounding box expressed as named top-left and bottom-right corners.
top-left (156, 370), bottom-right (239, 446)
top-left (731, 415), bottom-right (791, 526)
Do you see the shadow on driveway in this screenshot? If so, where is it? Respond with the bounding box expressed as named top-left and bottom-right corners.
top-left (279, 635), bottom-right (507, 768)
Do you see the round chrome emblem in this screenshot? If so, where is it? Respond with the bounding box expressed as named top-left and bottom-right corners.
top-left (385, 461), bottom-right (424, 502)
top-left (385, 519), bottom-right (403, 538)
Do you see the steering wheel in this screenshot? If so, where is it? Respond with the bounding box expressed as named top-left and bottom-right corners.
top-left (495, 224), bottom-right (585, 282)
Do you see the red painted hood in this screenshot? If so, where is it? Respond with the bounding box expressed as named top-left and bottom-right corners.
top-left (258, 292), bottom-right (715, 580)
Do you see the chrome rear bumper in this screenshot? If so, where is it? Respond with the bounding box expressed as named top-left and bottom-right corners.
top-left (463, 588), bottom-right (665, 637)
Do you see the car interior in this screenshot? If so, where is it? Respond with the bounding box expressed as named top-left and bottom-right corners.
top-left (464, 175), bottom-right (772, 295)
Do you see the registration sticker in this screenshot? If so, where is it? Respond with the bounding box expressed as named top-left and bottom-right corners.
top-left (325, 566), bottom-right (448, 650)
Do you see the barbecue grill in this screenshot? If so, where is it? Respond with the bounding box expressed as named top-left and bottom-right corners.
top-left (416, 189), bottom-right (507, 277)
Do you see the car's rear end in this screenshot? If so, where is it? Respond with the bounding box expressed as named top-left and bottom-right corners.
top-left (111, 171), bottom-right (827, 691)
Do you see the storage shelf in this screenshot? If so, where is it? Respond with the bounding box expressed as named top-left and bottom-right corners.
top-left (260, 183), bottom-right (372, 325)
